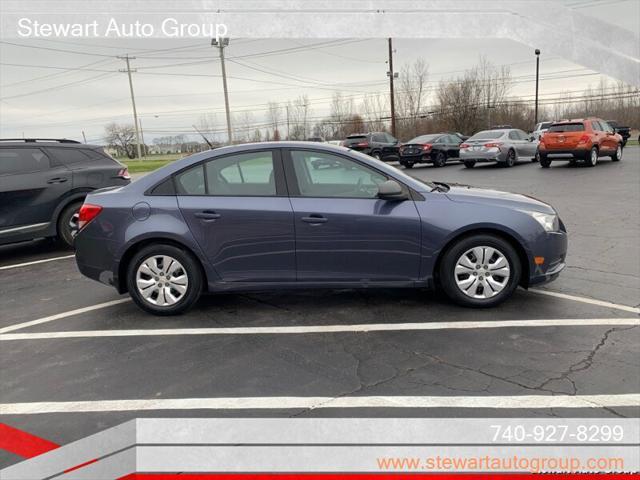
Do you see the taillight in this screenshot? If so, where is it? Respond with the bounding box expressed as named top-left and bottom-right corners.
top-left (577, 135), bottom-right (590, 144)
top-left (77, 204), bottom-right (102, 230)
top-left (117, 167), bottom-right (130, 180)
top-left (460, 143), bottom-right (470, 149)
top-left (355, 142), bottom-right (369, 147)
top-left (484, 142), bottom-right (503, 148)
top-left (421, 143), bottom-right (433, 151)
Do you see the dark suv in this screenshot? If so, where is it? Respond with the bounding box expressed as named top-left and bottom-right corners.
top-left (0, 139), bottom-right (130, 247)
top-left (343, 132), bottom-right (399, 161)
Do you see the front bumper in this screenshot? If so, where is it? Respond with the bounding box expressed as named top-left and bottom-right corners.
top-left (527, 231), bottom-right (568, 286)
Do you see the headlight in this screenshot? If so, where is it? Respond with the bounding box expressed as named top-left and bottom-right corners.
top-left (529, 211), bottom-right (559, 232)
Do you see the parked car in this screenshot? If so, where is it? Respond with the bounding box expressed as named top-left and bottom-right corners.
top-left (532, 121), bottom-right (554, 140)
top-left (460, 129), bottom-right (538, 168)
top-left (538, 118), bottom-right (623, 168)
top-left (0, 138), bottom-right (130, 247)
top-left (342, 132), bottom-right (399, 161)
top-left (399, 133), bottom-right (463, 168)
top-left (326, 140), bottom-right (344, 147)
top-left (306, 136), bottom-right (325, 142)
top-left (75, 142), bottom-right (567, 315)
top-left (605, 120), bottom-right (630, 147)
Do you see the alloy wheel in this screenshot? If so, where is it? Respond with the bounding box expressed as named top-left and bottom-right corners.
top-left (136, 255), bottom-right (189, 306)
top-left (616, 145), bottom-right (622, 160)
top-left (454, 246), bottom-right (510, 299)
top-left (590, 148), bottom-right (598, 166)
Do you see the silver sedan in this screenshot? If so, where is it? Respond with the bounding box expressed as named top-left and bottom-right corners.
top-left (460, 129), bottom-right (539, 168)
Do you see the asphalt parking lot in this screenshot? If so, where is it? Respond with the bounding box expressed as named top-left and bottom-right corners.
top-left (1, 147), bottom-right (638, 468)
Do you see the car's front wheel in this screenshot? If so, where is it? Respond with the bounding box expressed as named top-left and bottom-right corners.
top-left (433, 151), bottom-right (447, 167)
top-left (586, 146), bottom-right (598, 167)
top-left (127, 244), bottom-right (203, 315)
top-left (439, 234), bottom-right (521, 308)
top-left (611, 144), bottom-right (623, 162)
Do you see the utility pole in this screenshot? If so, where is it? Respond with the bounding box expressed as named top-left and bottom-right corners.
top-left (139, 118), bottom-right (146, 157)
top-left (285, 105), bottom-right (290, 140)
top-left (212, 37), bottom-right (232, 144)
top-left (118, 55), bottom-right (142, 159)
top-left (387, 38), bottom-right (397, 137)
top-left (534, 48), bottom-right (541, 125)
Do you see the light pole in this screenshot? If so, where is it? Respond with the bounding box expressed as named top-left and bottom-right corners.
top-left (212, 37), bottom-right (232, 144)
top-left (534, 48), bottom-right (540, 125)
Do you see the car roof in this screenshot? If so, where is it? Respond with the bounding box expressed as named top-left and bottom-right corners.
top-left (0, 139), bottom-right (101, 149)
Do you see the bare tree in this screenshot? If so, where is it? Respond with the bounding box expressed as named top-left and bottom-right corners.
top-left (104, 123), bottom-right (136, 159)
top-left (396, 58), bottom-right (430, 139)
top-left (360, 92), bottom-right (388, 132)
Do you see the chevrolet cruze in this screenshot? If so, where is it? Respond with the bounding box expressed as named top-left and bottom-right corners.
top-left (74, 142), bottom-right (567, 315)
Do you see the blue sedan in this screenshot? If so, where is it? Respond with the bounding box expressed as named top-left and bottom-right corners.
top-left (74, 142), bottom-right (567, 315)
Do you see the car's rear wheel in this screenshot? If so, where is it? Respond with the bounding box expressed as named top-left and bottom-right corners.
top-left (127, 244), bottom-right (203, 316)
top-left (433, 151), bottom-right (447, 168)
top-left (463, 160), bottom-right (476, 169)
top-left (611, 144), bottom-right (623, 161)
top-left (504, 149), bottom-right (516, 167)
top-left (539, 154), bottom-right (551, 168)
top-left (586, 147), bottom-right (598, 167)
top-left (57, 201), bottom-right (83, 248)
top-left (439, 234), bottom-right (521, 308)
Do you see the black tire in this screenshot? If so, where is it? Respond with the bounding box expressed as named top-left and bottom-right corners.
top-left (539, 154), bottom-right (551, 168)
top-left (611, 143), bottom-right (623, 162)
top-left (586, 146), bottom-right (598, 167)
top-left (371, 151), bottom-right (382, 161)
top-left (569, 159), bottom-right (577, 167)
top-left (56, 201), bottom-right (83, 248)
top-left (127, 244), bottom-right (203, 316)
top-left (403, 162), bottom-right (414, 169)
top-left (504, 149), bottom-right (516, 167)
top-left (463, 160), bottom-right (476, 169)
top-left (439, 234), bottom-right (521, 308)
top-left (433, 151), bottom-right (447, 168)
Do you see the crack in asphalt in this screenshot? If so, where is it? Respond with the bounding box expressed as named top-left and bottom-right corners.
top-left (288, 326), bottom-right (638, 417)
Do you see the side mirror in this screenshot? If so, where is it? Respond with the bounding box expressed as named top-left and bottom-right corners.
top-left (378, 180), bottom-right (407, 201)
top-left (529, 135), bottom-right (535, 142)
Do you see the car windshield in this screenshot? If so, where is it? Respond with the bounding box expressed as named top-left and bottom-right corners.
top-left (540, 122), bottom-right (553, 129)
top-left (407, 134), bottom-right (441, 144)
top-left (468, 130), bottom-right (504, 141)
top-left (548, 123), bottom-right (585, 132)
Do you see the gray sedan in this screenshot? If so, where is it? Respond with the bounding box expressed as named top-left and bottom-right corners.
top-left (460, 129), bottom-right (539, 168)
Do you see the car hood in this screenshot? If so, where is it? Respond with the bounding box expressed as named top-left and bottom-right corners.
top-left (444, 184), bottom-right (555, 214)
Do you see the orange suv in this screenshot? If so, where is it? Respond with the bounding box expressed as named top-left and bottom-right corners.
top-left (538, 118), bottom-right (623, 168)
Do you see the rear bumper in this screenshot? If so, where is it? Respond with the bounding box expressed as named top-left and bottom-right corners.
top-left (539, 148), bottom-right (588, 159)
top-left (74, 232), bottom-right (119, 289)
top-left (399, 154), bottom-right (430, 164)
top-left (460, 150), bottom-right (508, 163)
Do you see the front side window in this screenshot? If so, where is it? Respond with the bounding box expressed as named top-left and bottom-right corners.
top-left (508, 131), bottom-right (519, 140)
top-left (0, 148), bottom-right (50, 175)
top-left (291, 150), bottom-right (387, 199)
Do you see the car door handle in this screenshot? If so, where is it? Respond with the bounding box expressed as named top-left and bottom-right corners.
top-left (47, 177), bottom-right (68, 184)
top-left (301, 215), bottom-right (328, 224)
top-left (194, 211), bottom-right (221, 221)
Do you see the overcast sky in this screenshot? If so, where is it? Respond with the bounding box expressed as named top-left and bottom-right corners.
top-left (0, 0), bottom-right (638, 143)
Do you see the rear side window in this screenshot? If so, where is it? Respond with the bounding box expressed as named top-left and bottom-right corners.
top-left (548, 123), bottom-right (585, 132)
top-left (0, 148), bottom-right (50, 175)
top-left (175, 164), bottom-right (205, 195)
top-left (205, 151), bottom-right (275, 196)
top-left (48, 148), bottom-right (91, 165)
